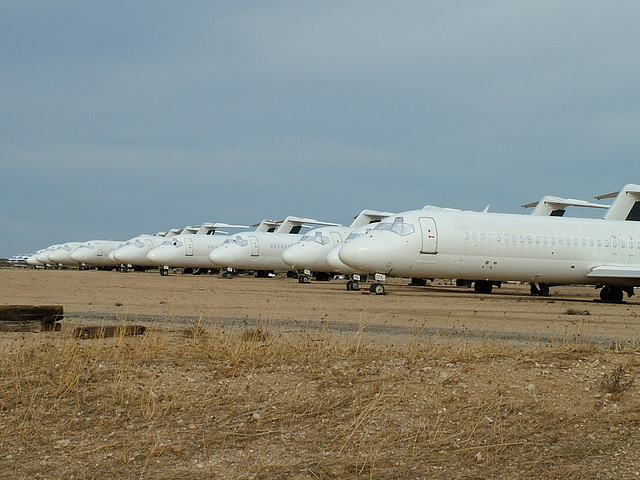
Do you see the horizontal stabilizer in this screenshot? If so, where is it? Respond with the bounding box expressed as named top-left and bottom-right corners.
top-left (252, 219), bottom-right (281, 232)
top-left (523, 196), bottom-right (609, 216)
top-left (198, 222), bottom-right (249, 235)
top-left (350, 210), bottom-right (395, 228)
top-left (275, 216), bottom-right (341, 234)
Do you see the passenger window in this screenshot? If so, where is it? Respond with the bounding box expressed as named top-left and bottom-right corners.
top-left (597, 239), bottom-right (602, 247)
top-left (520, 235), bottom-right (525, 243)
top-left (559, 238), bottom-right (563, 245)
top-left (536, 236), bottom-right (540, 244)
top-left (589, 239), bottom-right (594, 247)
top-left (551, 237), bottom-right (556, 245)
top-left (582, 239), bottom-right (586, 246)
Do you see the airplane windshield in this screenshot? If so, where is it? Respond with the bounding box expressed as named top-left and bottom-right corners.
top-left (373, 217), bottom-right (415, 236)
top-left (133, 239), bottom-right (145, 248)
top-left (301, 233), bottom-right (330, 245)
top-left (223, 236), bottom-right (249, 247)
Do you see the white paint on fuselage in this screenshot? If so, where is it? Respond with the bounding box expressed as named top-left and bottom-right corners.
top-left (113, 235), bottom-right (168, 267)
top-left (70, 240), bottom-right (124, 267)
top-left (282, 227), bottom-right (351, 271)
top-left (147, 234), bottom-right (231, 268)
top-left (338, 207), bottom-right (640, 288)
top-left (210, 233), bottom-right (302, 271)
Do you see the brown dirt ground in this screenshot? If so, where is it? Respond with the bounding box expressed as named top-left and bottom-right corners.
top-left (1, 268), bottom-right (640, 479)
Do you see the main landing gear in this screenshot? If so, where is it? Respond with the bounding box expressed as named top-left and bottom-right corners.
top-left (599, 285), bottom-right (625, 303)
top-left (530, 282), bottom-right (550, 297)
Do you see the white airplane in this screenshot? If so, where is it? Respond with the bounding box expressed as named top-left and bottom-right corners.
top-left (337, 184), bottom-right (640, 302)
top-left (322, 195), bottom-right (604, 291)
top-left (26, 249), bottom-right (48, 267)
top-left (32, 244), bottom-right (64, 267)
top-left (209, 216), bottom-right (341, 277)
top-left (282, 210), bottom-right (394, 283)
top-left (145, 222), bottom-right (250, 275)
top-left (70, 240), bottom-right (125, 268)
top-left (47, 242), bottom-right (84, 267)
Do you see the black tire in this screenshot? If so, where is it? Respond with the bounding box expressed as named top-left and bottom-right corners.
top-left (601, 286), bottom-right (624, 303)
top-left (160, 268), bottom-right (168, 276)
top-left (474, 280), bottom-right (493, 294)
top-left (370, 283), bottom-right (385, 295)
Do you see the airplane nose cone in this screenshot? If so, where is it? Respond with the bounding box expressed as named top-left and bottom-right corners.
top-left (147, 247), bottom-right (170, 265)
top-left (326, 245), bottom-right (350, 273)
top-left (282, 245), bottom-right (303, 268)
top-left (26, 255), bottom-right (43, 267)
top-left (208, 248), bottom-right (228, 266)
top-left (111, 248), bottom-right (126, 262)
top-left (48, 250), bottom-right (67, 264)
top-left (337, 242), bottom-right (362, 270)
top-left (70, 249), bottom-right (90, 262)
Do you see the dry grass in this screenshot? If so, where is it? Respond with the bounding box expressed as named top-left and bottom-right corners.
top-left (1, 321), bottom-right (640, 479)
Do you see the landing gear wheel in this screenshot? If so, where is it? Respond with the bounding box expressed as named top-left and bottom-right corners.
top-left (474, 280), bottom-right (493, 294)
top-left (539, 284), bottom-right (550, 297)
top-left (346, 280), bottom-right (360, 291)
top-left (600, 286), bottom-right (624, 303)
top-left (370, 283), bottom-right (386, 295)
top-left (160, 268), bottom-right (169, 276)
top-left (299, 275), bottom-right (310, 284)
top-left (224, 271), bottom-right (233, 279)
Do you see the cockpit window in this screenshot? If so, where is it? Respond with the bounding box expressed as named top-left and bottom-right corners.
top-left (374, 217), bottom-right (415, 236)
top-left (223, 236), bottom-right (248, 247)
top-left (134, 239), bottom-right (145, 248)
top-left (171, 240), bottom-right (183, 247)
top-left (345, 232), bottom-right (363, 241)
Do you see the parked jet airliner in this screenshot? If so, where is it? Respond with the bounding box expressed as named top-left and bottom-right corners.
top-left (71, 240), bottom-right (125, 268)
top-left (209, 217), bottom-right (340, 277)
top-left (337, 184), bottom-right (640, 301)
top-left (282, 210), bottom-right (394, 283)
top-left (146, 222), bottom-right (249, 275)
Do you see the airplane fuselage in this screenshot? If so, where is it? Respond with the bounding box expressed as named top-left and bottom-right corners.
top-left (210, 233), bottom-right (302, 271)
top-left (147, 234), bottom-right (230, 268)
top-left (338, 207), bottom-right (640, 289)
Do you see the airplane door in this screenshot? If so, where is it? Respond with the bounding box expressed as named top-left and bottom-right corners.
top-left (185, 237), bottom-right (194, 256)
top-left (610, 236), bottom-right (620, 255)
top-left (96, 243), bottom-right (103, 256)
top-left (249, 236), bottom-right (260, 256)
top-left (330, 232), bottom-right (342, 245)
top-left (145, 239), bottom-right (154, 252)
top-left (419, 217), bottom-right (438, 254)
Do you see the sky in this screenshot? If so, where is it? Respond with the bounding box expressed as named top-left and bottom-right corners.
top-left (2, 1), bottom-right (640, 257)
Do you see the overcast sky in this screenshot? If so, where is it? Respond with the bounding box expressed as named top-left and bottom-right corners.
top-left (2, 1), bottom-right (640, 257)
